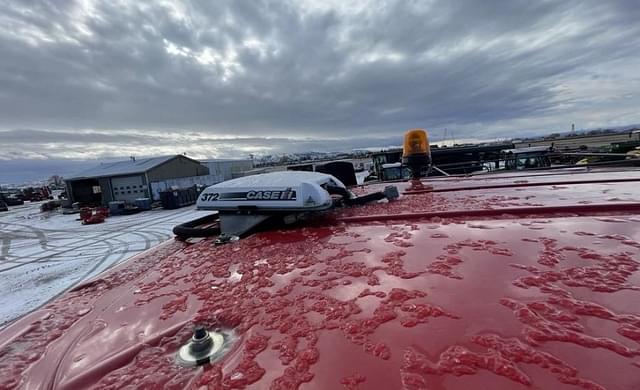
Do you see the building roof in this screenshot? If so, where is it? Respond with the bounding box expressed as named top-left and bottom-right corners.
top-left (66, 155), bottom-right (178, 180)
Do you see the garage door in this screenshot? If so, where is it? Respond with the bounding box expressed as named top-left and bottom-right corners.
top-left (111, 175), bottom-right (148, 203)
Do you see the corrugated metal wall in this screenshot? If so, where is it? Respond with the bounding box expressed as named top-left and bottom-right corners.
top-left (148, 160), bottom-right (254, 201)
top-left (203, 160), bottom-right (253, 181)
top-left (98, 177), bottom-right (113, 204)
top-left (147, 156), bottom-right (209, 182)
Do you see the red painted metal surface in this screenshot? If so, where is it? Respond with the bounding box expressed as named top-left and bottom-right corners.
top-left (80, 207), bottom-right (109, 225)
top-left (1, 169), bottom-right (640, 389)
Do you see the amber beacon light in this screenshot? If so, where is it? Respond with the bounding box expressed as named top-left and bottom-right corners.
top-left (402, 129), bottom-right (431, 178)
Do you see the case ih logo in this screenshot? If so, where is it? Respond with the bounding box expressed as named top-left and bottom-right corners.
top-left (246, 189), bottom-right (296, 200)
top-left (200, 189), bottom-right (296, 202)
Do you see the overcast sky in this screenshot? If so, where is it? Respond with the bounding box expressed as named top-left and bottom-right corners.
top-left (1, 0), bottom-right (640, 182)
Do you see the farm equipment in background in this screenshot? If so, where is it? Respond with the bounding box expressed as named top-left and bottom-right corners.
top-left (22, 186), bottom-right (53, 202)
top-left (79, 207), bottom-right (109, 225)
top-left (40, 200), bottom-right (62, 212)
top-left (0, 192), bottom-right (25, 206)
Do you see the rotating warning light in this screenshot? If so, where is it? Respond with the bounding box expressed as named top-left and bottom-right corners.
top-left (403, 129), bottom-right (430, 157)
top-left (402, 129), bottom-right (431, 178)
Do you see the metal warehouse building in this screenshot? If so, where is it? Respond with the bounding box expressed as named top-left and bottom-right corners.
top-left (65, 155), bottom-right (209, 205)
top-left (201, 159), bottom-right (254, 181)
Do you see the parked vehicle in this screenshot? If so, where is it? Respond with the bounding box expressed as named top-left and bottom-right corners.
top-left (3, 194), bottom-right (24, 206)
top-left (21, 186), bottom-right (53, 202)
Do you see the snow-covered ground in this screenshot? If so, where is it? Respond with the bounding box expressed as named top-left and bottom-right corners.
top-left (0, 203), bottom-right (210, 327)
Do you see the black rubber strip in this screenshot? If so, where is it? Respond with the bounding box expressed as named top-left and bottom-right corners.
top-left (325, 185), bottom-right (386, 206)
top-left (173, 213), bottom-right (221, 238)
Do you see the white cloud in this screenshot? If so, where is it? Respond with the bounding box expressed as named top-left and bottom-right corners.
top-left (0, 0), bottom-right (639, 164)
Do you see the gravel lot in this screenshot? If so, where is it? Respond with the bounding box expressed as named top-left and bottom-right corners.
top-left (0, 202), bottom-right (210, 327)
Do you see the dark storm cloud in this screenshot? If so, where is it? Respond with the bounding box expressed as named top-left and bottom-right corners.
top-left (1, 129), bottom-right (147, 144)
top-left (1, 0), bottom-right (640, 163)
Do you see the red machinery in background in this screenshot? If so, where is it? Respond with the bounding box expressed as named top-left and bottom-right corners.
top-left (79, 206), bottom-right (109, 224)
top-left (21, 186), bottom-right (53, 202)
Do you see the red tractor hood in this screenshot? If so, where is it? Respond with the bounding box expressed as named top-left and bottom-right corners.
top-left (1, 169), bottom-right (640, 389)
